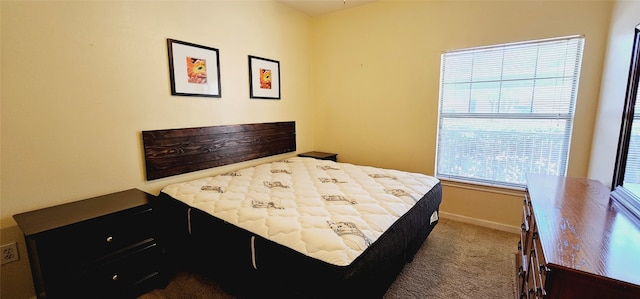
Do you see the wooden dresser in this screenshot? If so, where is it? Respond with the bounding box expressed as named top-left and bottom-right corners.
top-left (517, 174), bottom-right (640, 298)
top-left (13, 189), bottom-right (167, 299)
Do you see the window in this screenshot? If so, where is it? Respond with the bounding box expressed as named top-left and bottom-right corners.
top-left (611, 25), bottom-right (640, 220)
top-left (436, 36), bottom-right (585, 188)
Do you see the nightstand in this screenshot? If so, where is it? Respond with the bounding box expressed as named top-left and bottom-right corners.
top-left (298, 151), bottom-right (338, 162)
top-left (13, 189), bottom-right (167, 299)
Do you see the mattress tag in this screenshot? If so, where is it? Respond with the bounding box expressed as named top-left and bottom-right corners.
top-left (430, 211), bottom-right (439, 224)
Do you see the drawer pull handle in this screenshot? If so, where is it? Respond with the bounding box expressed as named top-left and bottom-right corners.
top-left (106, 236), bottom-right (114, 243)
top-left (112, 274), bottom-right (118, 281)
top-left (540, 264), bottom-right (549, 273)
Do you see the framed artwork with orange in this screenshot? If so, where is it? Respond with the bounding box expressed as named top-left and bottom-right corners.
top-left (167, 39), bottom-right (222, 97)
top-left (248, 55), bottom-right (280, 99)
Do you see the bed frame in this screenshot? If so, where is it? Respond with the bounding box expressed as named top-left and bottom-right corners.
top-left (142, 121), bottom-right (442, 298)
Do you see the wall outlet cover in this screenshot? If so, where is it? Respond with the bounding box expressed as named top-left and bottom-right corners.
top-left (1, 242), bottom-right (20, 265)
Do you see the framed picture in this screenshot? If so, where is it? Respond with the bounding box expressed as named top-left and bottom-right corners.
top-left (167, 39), bottom-right (222, 97)
top-left (249, 55), bottom-right (280, 99)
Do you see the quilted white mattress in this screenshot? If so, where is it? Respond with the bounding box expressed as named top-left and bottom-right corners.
top-left (161, 157), bottom-right (440, 266)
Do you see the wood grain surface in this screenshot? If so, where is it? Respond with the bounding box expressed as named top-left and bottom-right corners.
top-left (142, 121), bottom-right (295, 180)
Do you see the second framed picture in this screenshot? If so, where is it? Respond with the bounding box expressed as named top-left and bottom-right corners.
top-left (249, 55), bottom-right (280, 99)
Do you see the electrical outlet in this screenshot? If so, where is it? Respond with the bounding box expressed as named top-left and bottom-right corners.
top-left (1, 242), bottom-right (20, 265)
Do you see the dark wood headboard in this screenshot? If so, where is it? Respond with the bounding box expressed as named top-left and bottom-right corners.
top-left (142, 121), bottom-right (296, 180)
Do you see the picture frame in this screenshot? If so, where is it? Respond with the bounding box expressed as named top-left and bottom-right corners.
top-left (167, 39), bottom-right (222, 97)
top-left (248, 55), bottom-right (281, 99)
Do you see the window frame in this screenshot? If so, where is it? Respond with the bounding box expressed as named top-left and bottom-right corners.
top-left (611, 25), bottom-right (640, 220)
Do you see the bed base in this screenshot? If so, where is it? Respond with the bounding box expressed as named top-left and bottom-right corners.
top-left (156, 182), bottom-right (442, 298)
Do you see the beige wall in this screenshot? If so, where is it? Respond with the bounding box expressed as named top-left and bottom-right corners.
top-left (589, 0), bottom-right (640, 187)
top-left (312, 0), bottom-right (613, 230)
top-left (0, 1), bottom-right (312, 298)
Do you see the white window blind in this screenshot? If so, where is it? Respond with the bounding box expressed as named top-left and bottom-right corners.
top-left (436, 36), bottom-right (585, 188)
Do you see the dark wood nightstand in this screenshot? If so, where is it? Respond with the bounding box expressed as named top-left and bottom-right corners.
top-left (298, 151), bottom-right (338, 162)
top-left (13, 189), bottom-right (167, 299)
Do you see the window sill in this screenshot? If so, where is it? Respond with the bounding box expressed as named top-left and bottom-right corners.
top-left (436, 176), bottom-right (526, 192)
top-left (439, 178), bottom-right (525, 197)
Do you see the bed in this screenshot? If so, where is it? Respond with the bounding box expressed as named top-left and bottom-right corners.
top-left (142, 121), bottom-right (442, 298)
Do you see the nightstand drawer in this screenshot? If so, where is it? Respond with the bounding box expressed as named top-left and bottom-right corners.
top-left (80, 240), bottom-right (164, 298)
top-left (36, 205), bottom-right (156, 266)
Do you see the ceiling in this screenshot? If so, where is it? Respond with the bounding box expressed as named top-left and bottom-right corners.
top-left (277, 0), bottom-right (378, 16)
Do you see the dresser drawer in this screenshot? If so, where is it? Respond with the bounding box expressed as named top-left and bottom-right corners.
top-left (527, 255), bottom-right (541, 298)
top-left (531, 238), bottom-right (548, 294)
top-left (523, 193), bottom-right (533, 229)
top-left (516, 233), bottom-right (527, 293)
top-left (515, 251), bottom-right (526, 298)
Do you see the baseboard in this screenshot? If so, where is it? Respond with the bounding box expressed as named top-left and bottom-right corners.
top-left (439, 211), bottom-right (520, 234)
